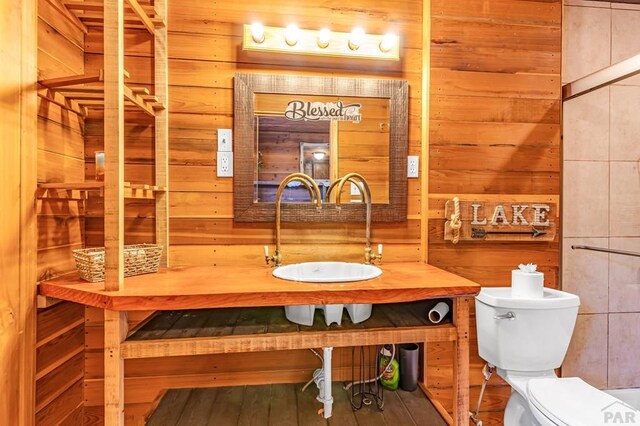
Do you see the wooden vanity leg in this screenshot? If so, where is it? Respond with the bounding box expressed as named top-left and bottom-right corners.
top-left (452, 297), bottom-right (470, 426)
top-left (421, 341), bottom-right (428, 388)
top-left (104, 310), bottom-right (127, 426)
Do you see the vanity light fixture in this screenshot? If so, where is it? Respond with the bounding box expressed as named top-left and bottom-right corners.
top-left (379, 32), bottom-right (398, 53)
top-left (348, 27), bottom-right (365, 50)
top-left (242, 24), bottom-right (400, 61)
top-left (250, 22), bottom-right (265, 43)
top-left (284, 24), bottom-right (300, 46)
top-left (312, 151), bottom-right (326, 161)
top-left (317, 28), bottom-right (331, 48)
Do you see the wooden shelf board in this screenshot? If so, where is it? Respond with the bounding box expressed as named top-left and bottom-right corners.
top-left (38, 71), bottom-right (103, 89)
top-left (46, 0), bottom-right (89, 34)
top-left (122, 323), bottom-right (455, 358)
top-left (39, 182), bottom-right (104, 190)
top-left (61, 0), bottom-right (164, 33)
top-left (125, 0), bottom-right (159, 34)
top-left (124, 85), bottom-right (157, 116)
top-left (76, 14), bottom-right (164, 27)
top-left (38, 72), bottom-right (163, 116)
top-left (37, 91), bottom-right (85, 117)
top-left (140, 94), bottom-right (159, 102)
top-left (130, 87), bottom-right (150, 95)
top-left (58, 93), bottom-right (104, 100)
top-left (63, 0), bottom-right (159, 16)
top-left (122, 303), bottom-right (456, 358)
top-left (37, 182), bottom-right (164, 200)
top-left (76, 100), bottom-right (105, 106)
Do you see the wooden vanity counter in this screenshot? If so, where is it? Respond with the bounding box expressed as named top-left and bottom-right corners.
top-left (39, 262), bottom-right (478, 426)
top-left (39, 261), bottom-right (480, 311)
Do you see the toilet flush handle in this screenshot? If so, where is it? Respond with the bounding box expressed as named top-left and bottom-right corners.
top-left (494, 311), bottom-right (516, 320)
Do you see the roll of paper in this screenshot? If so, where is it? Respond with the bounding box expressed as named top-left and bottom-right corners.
top-left (512, 263), bottom-right (544, 298)
top-left (428, 302), bottom-right (450, 324)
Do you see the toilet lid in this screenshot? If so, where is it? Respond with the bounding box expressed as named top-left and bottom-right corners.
top-left (528, 378), bottom-right (626, 426)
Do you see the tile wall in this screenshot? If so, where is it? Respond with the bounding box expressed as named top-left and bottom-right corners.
top-left (562, 0), bottom-right (640, 389)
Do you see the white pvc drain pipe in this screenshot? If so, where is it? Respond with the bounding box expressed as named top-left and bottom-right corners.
top-left (313, 347), bottom-right (334, 418)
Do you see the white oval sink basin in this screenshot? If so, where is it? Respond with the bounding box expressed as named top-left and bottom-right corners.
top-left (273, 261), bottom-right (382, 283)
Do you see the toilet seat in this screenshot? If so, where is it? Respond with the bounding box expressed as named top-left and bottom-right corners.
top-left (527, 377), bottom-right (623, 426)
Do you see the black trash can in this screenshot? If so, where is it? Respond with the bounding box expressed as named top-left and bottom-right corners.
top-left (399, 343), bottom-right (419, 392)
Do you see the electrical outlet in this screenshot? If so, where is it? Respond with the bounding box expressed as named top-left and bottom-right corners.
top-left (217, 129), bottom-right (232, 152)
top-left (351, 182), bottom-right (361, 196)
top-left (407, 156), bottom-right (419, 178)
top-left (217, 152), bottom-right (233, 177)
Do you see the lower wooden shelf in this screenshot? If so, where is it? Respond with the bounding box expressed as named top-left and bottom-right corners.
top-left (122, 301), bottom-right (455, 359)
top-left (146, 383), bottom-right (448, 426)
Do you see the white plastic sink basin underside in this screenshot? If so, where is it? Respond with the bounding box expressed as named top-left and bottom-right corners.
top-left (272, 261), bottom-right (383, 283)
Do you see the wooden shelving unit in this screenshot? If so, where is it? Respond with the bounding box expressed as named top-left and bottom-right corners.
top-left (36, 0), bottom-right (169, 290)
top-left (37, 3), bottom-right (169, 421)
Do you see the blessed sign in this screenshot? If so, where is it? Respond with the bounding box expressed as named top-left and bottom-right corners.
top-left (284, 100), bottom-right (362, 123)
top-left (444, 199), bottom-right (557, 242)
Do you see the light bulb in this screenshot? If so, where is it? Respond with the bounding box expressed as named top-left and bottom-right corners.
top-left (349, 27), bottom-right (365, 50)
top-left (251, 22), bottom-right (265, 43)
top-left (379, 32), bottom-right (397, 53)
top-left (312, 152), bottom-right (325, 161)
top-left (284, 24), bottom-right (299, 46)
top-left (317, 28), bottom-right (331, 48)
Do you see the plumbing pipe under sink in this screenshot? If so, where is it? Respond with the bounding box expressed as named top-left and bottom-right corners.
top-left (313, 347), bottom-right (334, 418)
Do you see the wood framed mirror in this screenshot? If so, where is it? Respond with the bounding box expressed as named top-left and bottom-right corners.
top-left (234, 72), bottom-right (408, 222)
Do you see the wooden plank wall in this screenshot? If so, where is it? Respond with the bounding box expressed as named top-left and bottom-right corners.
top-left (79, 0), bottom-right (561, 424)
top-left (427, 0), bottom-right (561, 423)
top-left (82, 0), bottom-right (422, 423)
top-left (35, 303), bottom-right (85, 425)
top-left (37, 0), bottom-right (86, 279)
top-left (35, 0), bottom-right (87, 424)
top-left (1, 0), bottom-right (34, 423)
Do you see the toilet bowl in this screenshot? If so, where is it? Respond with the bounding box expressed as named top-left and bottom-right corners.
top-left (476, 287), bottom-right (631, 426)
top-left (527, 377), bottom-right (630, 426)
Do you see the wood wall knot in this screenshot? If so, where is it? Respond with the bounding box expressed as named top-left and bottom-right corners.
top-left (431, 38), bottom-right (458, 45)
top-left (1, 307), bottom-right (16, 328)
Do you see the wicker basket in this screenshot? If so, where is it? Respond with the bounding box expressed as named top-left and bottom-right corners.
top-left (73, 244), bottom-right (163, 282)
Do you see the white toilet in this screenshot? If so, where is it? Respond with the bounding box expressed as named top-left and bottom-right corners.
top-left (476, 287), bottom-right (629, 425)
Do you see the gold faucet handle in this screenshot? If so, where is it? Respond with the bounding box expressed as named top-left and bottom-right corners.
top-left (365, 244), bottom-right (383, 265)
top-left (264, 245), bottom-right (274, 266)
top-left (264, 245), bottom-right (282, 267)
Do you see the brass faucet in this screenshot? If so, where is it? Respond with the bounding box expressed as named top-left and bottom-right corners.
top-left (333, 173), bottom-right (382, 265)
top-left (324, 178), bottom-right (365, 203)
top-left (264, 172), bottom-right (322, 267)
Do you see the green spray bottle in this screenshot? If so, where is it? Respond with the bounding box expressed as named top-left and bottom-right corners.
top-left (378, 344), bottom-right (399, 390)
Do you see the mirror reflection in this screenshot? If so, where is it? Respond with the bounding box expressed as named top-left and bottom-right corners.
top-left (253, 93), bottom-right (390, 204)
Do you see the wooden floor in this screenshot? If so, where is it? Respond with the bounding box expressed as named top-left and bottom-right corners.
top-left (146, 383), bottom-right (447, 426)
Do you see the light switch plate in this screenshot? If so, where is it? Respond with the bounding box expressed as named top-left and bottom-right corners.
top-left (407, 156), bottom-right (419, 178)
top-left (218, 129), bottom-right (232, 152)
top-left (217, 152), bottom-right (233, 177)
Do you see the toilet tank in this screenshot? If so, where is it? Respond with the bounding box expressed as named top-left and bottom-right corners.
top-left (475, 287), bottom-right (580, 372)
